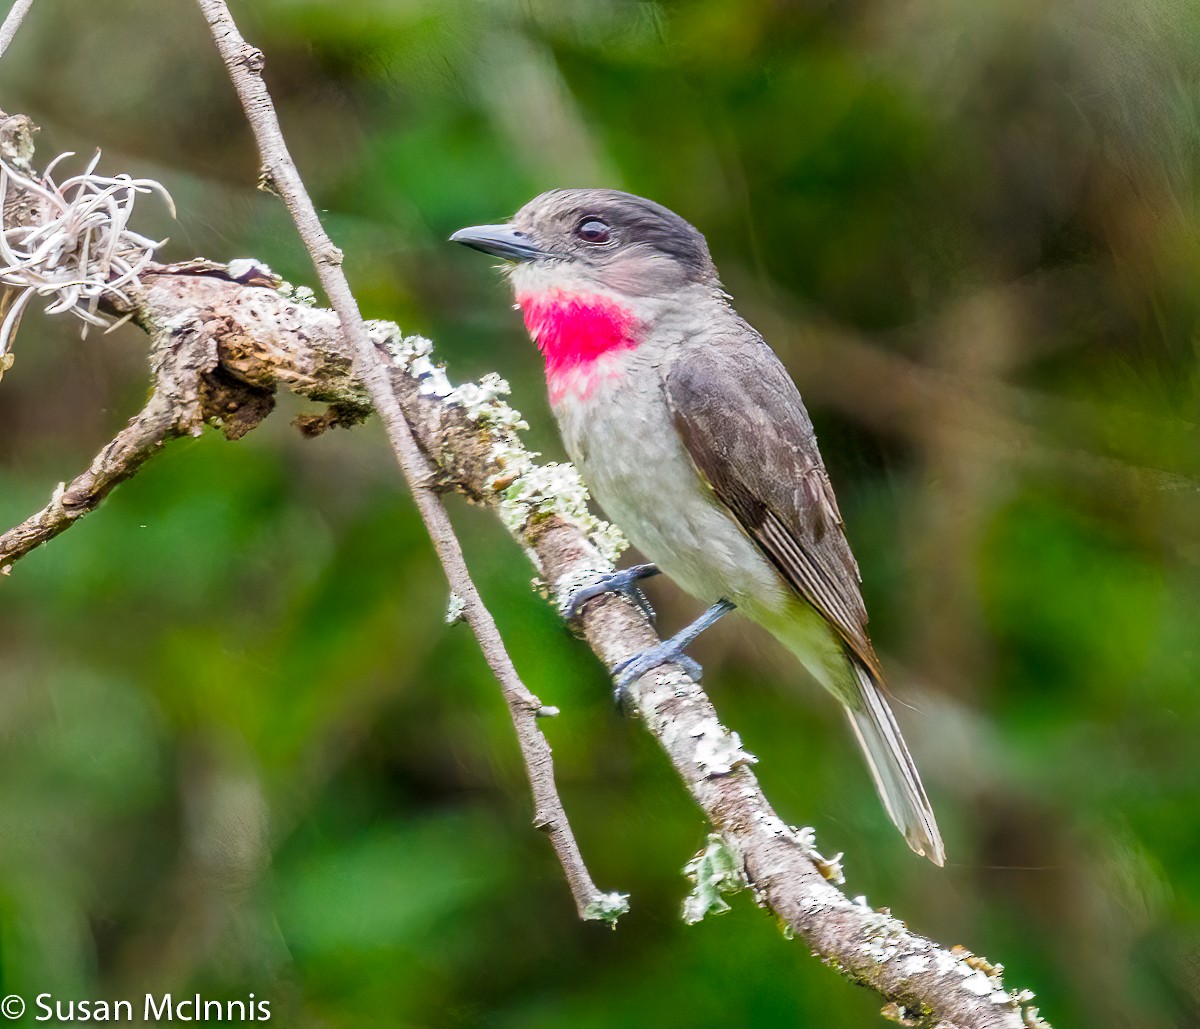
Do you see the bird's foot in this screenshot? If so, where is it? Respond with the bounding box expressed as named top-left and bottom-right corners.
top-left (561, 563), bottom-right (660, 623)
top-left (611, 639), bottom-right (706, 688)
top-left (610, 641), bottom-right (704, 709)
top-left (608, 599), bottom-right (736, 711)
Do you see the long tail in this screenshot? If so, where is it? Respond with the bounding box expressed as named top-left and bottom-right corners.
top-left (845, 661), bottom-right (945, 866)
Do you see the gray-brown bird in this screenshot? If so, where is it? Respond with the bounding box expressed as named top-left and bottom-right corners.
top-left (452, 189), bottom-right (944, 864)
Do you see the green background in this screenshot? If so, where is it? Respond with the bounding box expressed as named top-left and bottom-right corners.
top-left (2, 0), bottom-right (1200, 1025)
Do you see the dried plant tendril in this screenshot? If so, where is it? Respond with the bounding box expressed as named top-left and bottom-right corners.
top-left (0, 150), bottom-right (174, 380)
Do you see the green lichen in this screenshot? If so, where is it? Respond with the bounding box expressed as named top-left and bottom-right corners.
top-left (444, 592), bottom-right (466, 625)
top-left (682, 833), bottom-right (745, 924)
top-left (583, 891), bottom-right (631, 926)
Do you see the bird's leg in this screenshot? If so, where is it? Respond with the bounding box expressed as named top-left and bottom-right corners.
top-left (610, 599), bottom-right (736, 709)
top-left (561, 562), bottom-right (660, 623)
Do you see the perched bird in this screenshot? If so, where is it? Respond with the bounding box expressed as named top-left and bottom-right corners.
top-left (451, 189), bottom-right (944, 864)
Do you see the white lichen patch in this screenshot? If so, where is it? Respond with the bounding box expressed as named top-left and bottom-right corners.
top-left (226, 258), bottom-right (280, 285)
top-left (276, 278), bottom-right (317, 305)
top-left (794, 890), bottom-right (854, 919)
top-left (497, 460), bottom-right (582, 530)
top-left (588, 520), bottom-right (628, 566)
top-left (410, 353), bottom-right (454, 399)
top-left (795, 827), bottom-right (818, 850)
top-left (861, 936), bottom-right (901, 965)
top-left (747, 812), bottom-right (844, 882)
top-left (856, 903), bottom-right (908, 967)
top-left (922, 945), bottom-right (1048, 1019)
top-left (691, 717), bottom-right (757, 777)
top-left (371, 322), bottom-right (628, 564)
top-left (754, 811), bottom-right (793, 838)
top-left (445, 372), bottom-right (528, 431)
top-left (444, 592), bottom-right (466, 625)
top-left (495, 458), bottom-right (626, 562)
top-left (682, 833), bottom-right (745, 923)
top-left (754, 812), bottom-right (810, 847)
top-left (553, 564), bottom-right (610, 616)
top-left (583, 890), bottom-right (630, 926)
top-left (378, 328), bottom-right (456, 401)
top-left (898, 954), bottom-right (929, 976)
top-left (0, 150), bottom-right (174, 378)
top-left (931, 948), bottom-right (954, 973)
top-left (375, 325), bottom-right (432, 367)
top-left (960, 969), bottom-right (999, 997)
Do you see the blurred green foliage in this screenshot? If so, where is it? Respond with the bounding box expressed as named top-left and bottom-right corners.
top-left (2, 0), bottom-right (1200, 1025)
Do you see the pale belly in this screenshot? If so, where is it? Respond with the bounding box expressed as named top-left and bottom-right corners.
top-left (552, 360), bottom-right (789, 616)
top-left (552, 356), bottom-right (857, 700)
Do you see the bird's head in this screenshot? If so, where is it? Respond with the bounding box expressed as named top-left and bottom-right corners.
top-left (451, 189), bottom-right (722, 403)
top-left (451, 188), bottom-right (719, 300)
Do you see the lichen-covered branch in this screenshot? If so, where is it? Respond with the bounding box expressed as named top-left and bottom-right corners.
top-left (0, 114), bottom-right (1048, 1022)
top-left (122, 268), bottom-right (1040, 1028)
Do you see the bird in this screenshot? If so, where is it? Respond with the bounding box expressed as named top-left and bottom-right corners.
top-left (450, 189), bottom-right (944, 865)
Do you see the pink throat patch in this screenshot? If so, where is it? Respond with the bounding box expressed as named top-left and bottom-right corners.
top-left (516, 290), bottom-right (640, 403)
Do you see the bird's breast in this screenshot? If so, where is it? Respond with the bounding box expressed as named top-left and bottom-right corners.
top-left (516, 289), bottom-right (642, 405)
top-left (552, 355), bottom-right (788, 612)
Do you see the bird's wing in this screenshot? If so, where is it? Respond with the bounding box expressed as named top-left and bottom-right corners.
top-left (662, 331), bottom-right (883, 681)
top-left (664, 329), bottom-right (945, 865)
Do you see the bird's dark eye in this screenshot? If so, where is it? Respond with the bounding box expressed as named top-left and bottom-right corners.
top-left (575, 218), bottom-right (612, 244)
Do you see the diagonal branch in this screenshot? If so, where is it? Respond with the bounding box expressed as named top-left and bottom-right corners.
top-left (0, 114), bottom-right (1050, 1024)
top-left (126, 269), bottom-right (1042, 1029)
top-left (0, 317), bottom-right (219, 573)
top-left (0, 387), bottom-right (176, 572)
top-left (0, 0), bottom-right (35, 59)
top-left (191, 1), bottom-right (622, 922)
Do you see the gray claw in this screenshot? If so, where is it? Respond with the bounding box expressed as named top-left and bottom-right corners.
top-left (562, 563), bottom-right (660, 622)
top-left (605, 598), bottom-right (734, 714)
top-left (611, 642), bottom-right (704, 692)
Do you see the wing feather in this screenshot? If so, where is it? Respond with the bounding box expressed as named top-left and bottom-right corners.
top-left (663, 331), bottom-right (883, 680)
top-left (663, 330), bottom-right (945, 863)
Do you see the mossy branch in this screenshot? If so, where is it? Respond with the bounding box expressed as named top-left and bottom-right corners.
top-left (0, 103), bottom-right (1048, 1028)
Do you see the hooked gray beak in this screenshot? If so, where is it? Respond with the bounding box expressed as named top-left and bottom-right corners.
top-left (449, 223), bottom-right (544, 262)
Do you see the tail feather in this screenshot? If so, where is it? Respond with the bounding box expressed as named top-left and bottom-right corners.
top-left (845, 662), bottom-right (945, 866)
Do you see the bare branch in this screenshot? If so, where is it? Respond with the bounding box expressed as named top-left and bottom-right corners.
top-left (190, 3), bottom-right (622, 922)
top-left (0, 316), bottom-right (219, 572)
top-left (0, 0), bottom-right (34, 59)
top-left (0, 390), bottom-right (173, 572)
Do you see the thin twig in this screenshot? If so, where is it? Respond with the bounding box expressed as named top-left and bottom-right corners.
top-left (0, 0), bottom-right (34, 59)
top-left (0, 388), bottom-right (176, 572)
top-left (0, 314), bottom-right (219, 573)
top-left (192, 0), bottom-right (622, 921)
